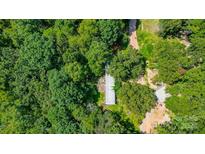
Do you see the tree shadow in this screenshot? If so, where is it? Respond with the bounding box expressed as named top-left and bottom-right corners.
top-left (129, 19), bottom-right (141, 35)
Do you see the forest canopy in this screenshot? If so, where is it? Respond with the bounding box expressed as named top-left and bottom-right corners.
top-left (0, 19), bottom-right (135, 134)
top-left (0, 19), bottom-right (205, 134)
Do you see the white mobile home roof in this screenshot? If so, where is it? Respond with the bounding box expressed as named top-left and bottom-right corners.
top-left (105, 73), bottom-right (115, 105)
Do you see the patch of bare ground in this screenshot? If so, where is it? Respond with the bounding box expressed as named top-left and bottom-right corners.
top-left (138, 33), bottom-right (190, 133)
top-left (136, 75), bottom-right (147, 85)
top-left (129, 19), bottom-right (139, 50)
top-left (133, 68), bottom-right (158, 90)
top-left (97, 76), bottom-right (105, 93)
top-left (128, 20), bottom-right (172, 133)
top-left (140, 102), bottom-right (171, 133)
top-left (180, 34), bottom-right (191, 49)
top-left (135, 68), bottom-right (171, 133)
top-left (181, 39), bottom-right (191, 48)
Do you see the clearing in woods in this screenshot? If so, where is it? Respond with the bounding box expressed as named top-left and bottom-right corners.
top-left (137, 20), bottom-right (171, 133)
top-left (97, 19), bottom-right (171, 133)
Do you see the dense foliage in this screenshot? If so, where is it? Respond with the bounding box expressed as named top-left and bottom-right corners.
top-left (159, 19), bottom-right (188, 38)
top-left (151, 39), bottom-right (191, 84)
top-left (117, 83), bottom-right (156, 122)
top-left (156, 19), bottom-right (205, 133)
top-left (1, 19), bottom-right (205, 134)
top-left (0, 19), bottom-right (137, 134)
top-left (109, 47), bottom-right (146, 81)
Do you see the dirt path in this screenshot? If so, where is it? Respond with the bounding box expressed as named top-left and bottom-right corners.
top-left (139, 32), bottom-right (190, 133)
top-left (140, 102), bottom-right (170, 133)
top-left (128, 20), bottom-right (171, 133)
top-left (181, 35), bottom-right (191, 49)
top-left (97, 20), bottom-right (171, 133)
top-left (136, 68), bottom-right (158, 89)
top-left (129, 19), bottom-right (139, 50)
top-left (138, 69), bottom-right (171, 133)
top-left (133, 68), bottom-right (171, 133)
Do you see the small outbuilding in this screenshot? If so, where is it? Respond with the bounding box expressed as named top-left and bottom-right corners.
top-left (105, 68), bottom-right (115, 105)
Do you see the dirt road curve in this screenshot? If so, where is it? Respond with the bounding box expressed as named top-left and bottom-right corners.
top-left (129, 19), bottom-right (139, 50)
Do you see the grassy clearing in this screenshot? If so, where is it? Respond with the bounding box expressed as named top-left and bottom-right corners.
top-left (137, 20), bottom-right (161, 62)
top-left (137, 30), bottom-right (161, 60)
top-left (139, 19), bottom-right (160, 34)
top-left (137, 21), bottom-right (183, 67)
top-left (95, 20), bottom-right (165, 132)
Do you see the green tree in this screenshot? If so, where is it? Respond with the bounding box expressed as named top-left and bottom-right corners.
top-left (186, 19), bottom-right (205, 39)
top-left (151, 39), bottom-right (191, 84)
top-left (86, 41), bottom-right (111, 77)
top-left (64, 62), bottom-right (90, 82)
top-left (4, 20), bottom-right (50, 47)
top-left (47, 69), bottom-right (84, 133)
top-left (161, 64), bottom-right (205, 134)
top-left (10, 33), bottom-right (57, 133)
top-left (93, 111), bottom-right (137, 133)
top-left (0, 47), bottom-right (18, 90)
top-left (187, 37), bottom-right (205, 66)
top-left (77, 19), bottom-right (98, 52)
top-left (109, 47), bottom-right (146, 81)
top-left (43, 19), bottom-right (81, 53)
top-left (16, 33), bottom-right (55, 71)
top-left (0, 19), bottom-right (155, 134)
top-left (63, 50), bottom-right (90, 82)
top-left (166, 65), bottom-right (205, 116)
top-left (0, 20), bottom-right (12, 47)
top-left (97, 20), bottom-right (126, 49)
top-left (159, 19), bottom-right (187, 38)
top-left (118, 83), bottom-right (156, 122)
top-left (0, 90), bottom-right (20, 133)
top-left (157, 114), bottom-right (205, 134)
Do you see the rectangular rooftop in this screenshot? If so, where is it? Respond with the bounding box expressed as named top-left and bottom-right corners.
top-left (105, 73), bottom-right (115, 105)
